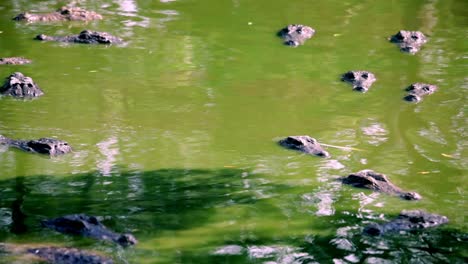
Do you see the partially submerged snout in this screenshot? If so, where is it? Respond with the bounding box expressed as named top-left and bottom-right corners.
top-left (400, 191), bottom-right (422, 201)
top-left (279, 135), bottom-right (330, 158)
top-left (116, 234), bottom-right (138, 247)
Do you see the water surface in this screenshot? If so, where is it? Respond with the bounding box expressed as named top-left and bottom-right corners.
top-left (0, 0), bottom-right (467, 263)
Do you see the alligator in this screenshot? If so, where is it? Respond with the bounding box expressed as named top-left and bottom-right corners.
top-left (342, 170), bottom-right (422, 200)
top-left (42, 214), bottom-right (137, 247)
top-left (1, 72), bottom-right (44, 98)
top-left (278, 24), bottom-right (315, 47)
top-left (341, 71), bottom-right (377, 92)
top-left (35, 30), bottom-right (123, 45)
top-left (389, 30), bottom-right (427, 54)
top-left (13, 6), bottom-right (102, 23)
top-left (27, 246), bottom-right (114, 264)
top-left (0, 243), bottom-right (113, 264)
top-left (404, 83), bottom-right (438, 103)
top-left (278, 135), bottom-right (330, 158)
top-left (0, 57), bottom-right (32, 65)
top-left (0, 135), bottom-right (72, 156)
top-left (363, 210), bottom-right (449, 236)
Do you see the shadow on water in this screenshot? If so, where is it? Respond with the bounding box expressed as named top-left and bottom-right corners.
top-left (0, 168), bottom-right (265, 238)
top-left (0, 168), bottom-right (467, 263)
top-left (0, 167), bottom-right (275, 262)
top-left (10, 176), bottom-right (27, 235)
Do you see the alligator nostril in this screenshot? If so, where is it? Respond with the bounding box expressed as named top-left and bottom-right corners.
top-left (404, 94), bottom-right (419, 102)
top-left (354, 86), bottom-right (365, 92)
top-left (285, 40), bottom-right (298, 46)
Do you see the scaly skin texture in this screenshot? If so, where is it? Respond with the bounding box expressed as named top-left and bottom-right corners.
top-left (342, 170), bottom-right (422, 200)
top-left (0, 243), bottom-right (114, 264)
top-left (0, 135), bottom-right (72, 156)
top-left (279, 135), bottom-right (330, 158)
top-left (0, 72), bottom-right (44, 98)
top-left (390, 30), bottom-right (427, 54)
top-left (278, 24), bottom-right (315, 47)
top-left (27, 247), bottom-right (114, 264)
top-left (341, 71), bottom-right (377, 92)
top-left (13, 6), bottom-right (102, 23)
top-left (42, 214), bottom-right (137, 247)
top-left (36, 30), bottom-right (123, 45)
top-left (364, 210), bottom-right (449, 236)
top-left (404, 83), bottom-right (438, 103)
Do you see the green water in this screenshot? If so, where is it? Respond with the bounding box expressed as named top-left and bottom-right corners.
top-left (0, 0), bottom-right (467, 263)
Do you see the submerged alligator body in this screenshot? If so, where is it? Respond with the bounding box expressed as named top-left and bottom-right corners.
top-left (27, 246), bottom-right (114, 264)
top-left (0, 57), bottom-right (32, 65)
top-left (364, 210), bottom-right (449, 236)
top-left (0, 135), bottom-right (72, 156)
top-left (1, 72), bottom-right (43, 98)
top-left (342, 170), bottom-right (421, 200)
top-left (390, 30), bottom-right (427, 54)
top-left (36, 30), bottom-right (123, 45)
top-left (42, 214), bottom-right (137, 247)
top-left (341, 71), bottom-right (377, 92)
top-left (13, 6), bottom-right (102, 23)
top-left (404, 83), bottom-right (437, 103)
top-left (279, 135), bottom-right (330, 158)
top-left (278, 24), bottom-right (315, 47)
top-left (0, 243), bottom-right (113, 264)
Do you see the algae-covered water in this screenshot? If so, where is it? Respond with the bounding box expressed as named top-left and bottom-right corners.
top-left (0, 0), bottom-right (467, 263)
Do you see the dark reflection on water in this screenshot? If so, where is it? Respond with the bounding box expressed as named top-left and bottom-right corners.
top-left (0, 168), bottom-right (261, 235)
top-left (0, 168), bottom-right (466, 263)
top-left (10, 177), bottom-right (27, 235)
top-left (0, 168), bottom-right (267, 262)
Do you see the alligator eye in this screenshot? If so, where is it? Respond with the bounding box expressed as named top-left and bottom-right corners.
top-left (344, 72), bottom-right (355, 80)
top-left (364, 225), bottom-right (381, 236)
top-left (89, 216), bottom-right (99, 224)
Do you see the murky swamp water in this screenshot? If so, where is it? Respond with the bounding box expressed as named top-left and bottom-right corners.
top-left (0, 0), bottom-right (467, 263)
